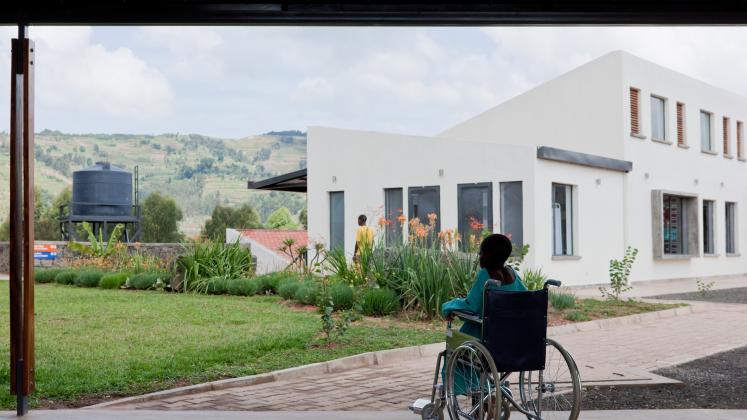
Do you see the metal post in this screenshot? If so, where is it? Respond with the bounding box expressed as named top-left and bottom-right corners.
top-left (9, 24), bottom-right (35, 416)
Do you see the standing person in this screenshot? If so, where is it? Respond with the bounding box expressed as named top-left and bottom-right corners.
top-left (354, 214), bottom-right (375, 263)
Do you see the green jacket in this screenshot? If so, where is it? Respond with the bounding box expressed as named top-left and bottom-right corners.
top-left (441, 267), bottom-right (527, 338)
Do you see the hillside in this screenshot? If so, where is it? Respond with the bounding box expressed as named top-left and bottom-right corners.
top-left (0, 130), bottom-right (307, 236)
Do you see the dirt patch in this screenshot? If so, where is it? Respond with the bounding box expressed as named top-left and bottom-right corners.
top-left (649, 287), bottom-right (747, 304)
top-left (582, 346), bottom-right (747, 410)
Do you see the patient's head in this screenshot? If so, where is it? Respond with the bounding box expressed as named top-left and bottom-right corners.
top-left (479, 234), bottom-right (513, 276)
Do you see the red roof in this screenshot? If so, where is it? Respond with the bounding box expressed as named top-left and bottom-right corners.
top-left (239, 229), bottom-right (308, 261)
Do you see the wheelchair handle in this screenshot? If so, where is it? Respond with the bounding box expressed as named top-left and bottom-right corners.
top-left (544, 279), bottom-right (562, 288)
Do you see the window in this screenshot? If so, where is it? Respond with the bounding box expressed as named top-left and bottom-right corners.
top-left (723, 117), bottom-right (731, 156)
top-left (700, 110), bottom-right (713, 152)
top-left (458, 183), bottom-right (492, 251)
top-left (630, 87), bottom-right (641, 136)
top-left (726, 202), bottom-right (737, 254)
top-left (329, 191), bottom-right (344, 251)
top-left (384, 188), bottom-right (403, 246)
top-left (738, 121), bottom-right (744, 159)
top-left (500, 181), bottom-right (524, 248)
top-left (676, 102), bottom-right (686, 146)
top-left (651, 95), bottom-right (666, 141)
top-left (703, 200), bottom-right (715, 255)
top-left (408, 186), bottom-right (441, 238)
top-left (663, 194), bottom-right (690, 255)
top-left (552, 183), bottom-right (574, 256)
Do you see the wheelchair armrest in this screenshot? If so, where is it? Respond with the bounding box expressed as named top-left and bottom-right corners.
top-left (544, 279), bottom-right (562, 288)
top-left (451, 310), bottom-right (482, 324)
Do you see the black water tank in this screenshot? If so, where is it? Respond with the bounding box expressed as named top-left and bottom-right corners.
top-left (71, 162), bottom-right (132, 217)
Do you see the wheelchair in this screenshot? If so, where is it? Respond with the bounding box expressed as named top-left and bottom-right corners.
top-left (410, 279), bottom-right (581, 420)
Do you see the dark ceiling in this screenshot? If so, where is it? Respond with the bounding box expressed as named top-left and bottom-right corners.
top-left (3, 1), bottom-right (747, 25)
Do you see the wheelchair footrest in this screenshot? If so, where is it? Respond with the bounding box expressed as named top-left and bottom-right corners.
top-left (409, 398), bottom-right (432, 415)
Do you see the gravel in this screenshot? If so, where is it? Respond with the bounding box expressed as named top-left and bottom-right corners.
top-left (648, 286), bottom-right (747, 304)
top-left (582, 346), bottom-right (747, 410)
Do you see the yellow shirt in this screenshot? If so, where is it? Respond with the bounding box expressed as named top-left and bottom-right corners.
top-left (356, 226), bottom-right (375, 248)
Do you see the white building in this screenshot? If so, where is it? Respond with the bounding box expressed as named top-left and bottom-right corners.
top-left (304, 50), bottom-right (747, 286)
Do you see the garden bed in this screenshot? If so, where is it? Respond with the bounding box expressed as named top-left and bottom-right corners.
top-left (546, 297), bottom-right (685, 325)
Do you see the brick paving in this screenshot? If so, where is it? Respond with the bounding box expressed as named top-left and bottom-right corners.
top-left (111, 285), bottom-right (747, 412)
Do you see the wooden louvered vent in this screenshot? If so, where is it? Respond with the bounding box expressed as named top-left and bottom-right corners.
top-left (676, 102), bottom-right (685, 145)
top-left (738, 121), bottom-right (744, 159)
top-left (723, 117), bottom-right (730, 156)
top-left (630, 87), bottom-right (640, 136)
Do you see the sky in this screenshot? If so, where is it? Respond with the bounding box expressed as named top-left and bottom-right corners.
top-left (0, 26), bottom-right (746, 139)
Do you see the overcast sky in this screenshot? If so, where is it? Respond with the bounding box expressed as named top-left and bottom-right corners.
top-left (0, 26), bottom-right (745, 139)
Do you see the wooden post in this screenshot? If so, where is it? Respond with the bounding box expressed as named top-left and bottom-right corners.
top-left (9, 25), bottom-right (35, 416)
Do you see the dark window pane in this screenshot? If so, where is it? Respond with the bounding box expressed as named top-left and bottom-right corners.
top-left (458, 183), bottom-right (493, 251)
top-left (408, 186), bottom-right (440, 244)
top-left (703, 200), bottom-right (715, 254)
top-left (663, 194), bottom-right (686, 255)
top-left (500, 182), bottom-right (523, 248)
top-left (552, 183), bottom-right (573, 256)
top-left (329, 191), bottom-right (345, 251)
top-left (384, 188), bottom-right (403, 246)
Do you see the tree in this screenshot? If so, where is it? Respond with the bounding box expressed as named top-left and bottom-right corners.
top-left (141, 192), bottom-right (184, 243)
top-left (266, 207), bottom-right (299, 230)
top-left (298, 207), bottom-right (307, 229)
top-left (202, 203), bottom-right (262, 242)
top-left (0, 217), bottom-right (9, 241)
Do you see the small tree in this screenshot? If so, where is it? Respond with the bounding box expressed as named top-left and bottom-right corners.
top-left (266, 207), bottom-right (298, 229)
top-left (298, 207), bottom-right (308, 229)
top-left (141, 192), bottom-right (184, 243)
top-left (201, 203), bottom-right (262, 242)
top-left (600, 246), bottom-right (638, 300)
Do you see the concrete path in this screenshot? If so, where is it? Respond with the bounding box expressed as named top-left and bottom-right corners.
top-left (572, 275), bottom-right (747, 299)
top-left (4, 409), bottom-right (747, 420)
top-left (106, 278), bottom-right (747, 412)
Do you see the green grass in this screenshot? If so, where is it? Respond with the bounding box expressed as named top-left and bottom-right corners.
top-left (557, 298), bottom-right (683, 323)
top-left (0, 284), bottom-right (441, 409)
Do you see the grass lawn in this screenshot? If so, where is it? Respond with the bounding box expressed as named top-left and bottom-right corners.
top-left (0, 284), bottom-right (441, 409)
top-left (549, 298), bottom-right (684, 324)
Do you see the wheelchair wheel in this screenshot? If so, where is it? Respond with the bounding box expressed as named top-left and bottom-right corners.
top-left (421, 402), bottom-right (444, 420)
top-left (445, 341), bottom-right (500, 420)
top-left (518, 339), bottom-right (581, 420)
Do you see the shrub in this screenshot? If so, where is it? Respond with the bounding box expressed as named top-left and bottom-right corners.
top-left (328, 283), bottom-right (355, 311)
top-left (131, 272), bottom-right (169, 290)
top-left (177, 241), bottom-right (254, 293)
top-left (256, 272), bottom-right (287, 294)
top-left (600, 246), bottom-right (638, 300)
top-left (55, 270), bottom-right (79, 285)
top-left (565, 310), bottom-right (591, 322)
top-left (226, 278), bottom-right (260, 296)
top-left (35, 268), bottom-right (62, 284)
top-left (521, 268), bottom-right (547, 291)
top-left (76, 270), bottom-right (104, 288)
top-left (294, 281), bottom-right (321, 306)
top-left (549, 289), bottom-right (576, 310)
top-left (205, 277), bottom-right (231, 295)
top-left (100, 272), bottom-right (130, 289)
top-left (361, 287), bottom-right (400, 316)
top-left (277, 277), bottom-right (301, 300)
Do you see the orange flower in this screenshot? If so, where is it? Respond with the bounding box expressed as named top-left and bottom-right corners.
top-left (427, 213), bottom-right (438, 225)
top-left (468, 216), bottom-right (484, 231)
top-left (397, 214), bottom-right (407, 225)
top-left (409, 217), bottom-right (421, 228)
top-left (378, 217), bottom-right (391, 227)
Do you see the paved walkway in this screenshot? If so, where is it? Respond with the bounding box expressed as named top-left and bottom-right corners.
top-left (107, 278), bottom-right (747, 412)
top-left (6, 409), bottom-right (747, 420)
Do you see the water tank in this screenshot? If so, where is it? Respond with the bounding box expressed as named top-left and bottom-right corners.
top-left (71, 162), bottom-right (133, 217)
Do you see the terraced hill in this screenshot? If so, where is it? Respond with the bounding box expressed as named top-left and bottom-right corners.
top-left (0, 130), bottom-right (307, 236)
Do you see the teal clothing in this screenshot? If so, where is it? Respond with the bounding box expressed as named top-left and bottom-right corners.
top-left (441, 267), bottom-right (527, 338)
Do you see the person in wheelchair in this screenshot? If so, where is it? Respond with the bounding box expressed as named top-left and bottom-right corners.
top-left (442, 233), bottom-right (527, 339)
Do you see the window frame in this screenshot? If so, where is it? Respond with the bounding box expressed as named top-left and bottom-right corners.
top-left (700, 110), bottom-right (715, 153)
top-left (551, 183), bottom-right (576, 257)
top-left (457, 182), bottom-right (493, 251)
top-left (702, 199), bottom-right (716, 256)
top-left (383, 187), bottom-right (404, 247)
top-left (328, 191), bottom-right (345, 252)
top-left (726, 201), bottom-right (738, 255)
top-left (650, 94), bottom-right (668, 142)
top-left (652, 190), bottom-right (699, 259)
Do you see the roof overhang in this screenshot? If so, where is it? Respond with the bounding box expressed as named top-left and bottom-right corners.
top-left (248, 168), bottom-right (307, 193)
top-left (537, 146), bottom-right (633, 173)
top-left (4, 1), bottom-right (747, 25)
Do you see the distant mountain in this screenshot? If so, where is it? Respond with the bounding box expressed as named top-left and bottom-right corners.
top-left (0, 130), bottom-right (308, 236)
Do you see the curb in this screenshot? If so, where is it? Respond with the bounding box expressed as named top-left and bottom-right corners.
top-left (548, 304), bottom-right (696, 336)
top-left (89, 305), bottom-right (697, 409)
top-left (86, 342), bottom-right (444, 409)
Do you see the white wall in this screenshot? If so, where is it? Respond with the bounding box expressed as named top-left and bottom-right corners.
top-left (307, 126), bottom-right (536, 258)
top-left (620, 52), bottom-right (747, 282)
top-left (439, 51), bottom-right (626, 160)
top-left (226, 228), bottom-right (289, 274)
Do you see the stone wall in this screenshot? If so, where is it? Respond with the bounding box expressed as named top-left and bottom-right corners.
top-left (0, 241), bottom-right (187, 273)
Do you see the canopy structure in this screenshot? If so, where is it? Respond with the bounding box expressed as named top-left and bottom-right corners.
top-left (248, 169), bottom-right (307, 193)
